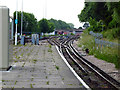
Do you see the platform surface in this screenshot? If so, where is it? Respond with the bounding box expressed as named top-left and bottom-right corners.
top-left (1, 42), bottom-right (86, 89)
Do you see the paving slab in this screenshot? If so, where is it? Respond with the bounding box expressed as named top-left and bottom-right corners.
top-left (1, 43), bottom-right (86, 89)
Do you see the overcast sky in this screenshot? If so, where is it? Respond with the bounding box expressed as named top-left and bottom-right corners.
top-left (0, 0), bottom-right (85, 28)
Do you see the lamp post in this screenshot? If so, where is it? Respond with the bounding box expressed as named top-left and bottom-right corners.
top-left (21, 0), bottom-right (23, 36)
top-left (15, 0), bottom-right (18, 45)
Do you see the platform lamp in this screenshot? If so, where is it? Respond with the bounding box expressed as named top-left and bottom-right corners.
top-left (15, 0), bottom-right (18, 45)
top-left (21, 0), bottom-right (23, 37)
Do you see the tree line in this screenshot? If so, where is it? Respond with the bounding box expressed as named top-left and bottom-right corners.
top-left (78, 2), bottom-right (120, 36)
top-left (13, 11), bottom-right (74, 35)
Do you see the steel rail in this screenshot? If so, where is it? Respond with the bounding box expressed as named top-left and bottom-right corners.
top-left (68, 39), bottom-right (120, 89)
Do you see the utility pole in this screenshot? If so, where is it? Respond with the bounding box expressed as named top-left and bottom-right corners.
top-left (15, 0), bottom-right (18, 45)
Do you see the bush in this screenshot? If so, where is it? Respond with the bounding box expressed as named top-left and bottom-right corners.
top-left (102, 28), bottom-right (120, 40)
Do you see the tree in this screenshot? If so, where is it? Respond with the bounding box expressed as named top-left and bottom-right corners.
top-left (48, 22), bottom-right (55, 33)
top-left (78, 2), bottom-right (111, 25)
top-left (68, 23), bottom-right (74, 29)
top-left (78, 2), bottom-right (120, 32)
top-left (49, 18), bottom-right (73, 30)
top-left (13, 11), bottom-right (38, 34)
top-left (38, 18), bottom-right (49, 33)
top-left (83, 22), bottom-right (89, 29)
top-left (38, 18), bottom-right (55, 33)
top-left (78, 27), bottom-right (83, 29)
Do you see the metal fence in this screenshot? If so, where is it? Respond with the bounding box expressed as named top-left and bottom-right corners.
top-left (89, 31), bottom-right (120, 48)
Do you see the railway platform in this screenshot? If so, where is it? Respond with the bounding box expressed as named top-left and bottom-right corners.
top-left (1, 41), bottom-right (87, 89)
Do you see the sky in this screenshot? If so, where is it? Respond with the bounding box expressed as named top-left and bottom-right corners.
top-left (0, 0), bottom-right (85, 28)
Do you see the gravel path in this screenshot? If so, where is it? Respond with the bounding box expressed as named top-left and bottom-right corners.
top-left (73, 40), bottom-right (120, 83)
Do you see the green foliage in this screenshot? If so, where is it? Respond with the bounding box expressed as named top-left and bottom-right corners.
top-left (14, 11), bottom-right (38, 34)
top-left (49, 18), bottom-right (73, 30)
top-left (78, 2), bottom-right (109, 22)
top-left (78, 2), bottom-right (120, 33)
top-left (102, 28), bottom-right (120, 40)
top-left (68, 23), bottom-right (74, 29)
top-left (38, 18), bottom-right (55, 34)
top-left (87, 18), bottom-right (105, 32)
top-left (38, 18), bottom-right (50, 33)
top-left (48, 22), bottom-right (55, 33)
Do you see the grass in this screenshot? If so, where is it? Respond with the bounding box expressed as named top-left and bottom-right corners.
top-left (78, 30), bottom-right (120, 69)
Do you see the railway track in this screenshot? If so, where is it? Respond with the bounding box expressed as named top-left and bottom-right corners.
top-left (49, 36), bottom-right (120, 89)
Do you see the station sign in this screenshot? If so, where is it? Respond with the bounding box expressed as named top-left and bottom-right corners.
top-left (15, 19), bottom-right (18, 24)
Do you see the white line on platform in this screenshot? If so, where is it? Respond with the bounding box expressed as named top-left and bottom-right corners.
top-left (55, 45), bottom-right (91, 90)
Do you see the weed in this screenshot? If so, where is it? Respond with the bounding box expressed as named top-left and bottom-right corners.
top-left (22, 62), bottom-right (25, 67)
top-left (15, 55), bottom-right (20, 59)
top-left (14, 60), bottom-right (18, 63)
top-left (30, 84), bottom-right (33, 88)
top-left (18, 75), bottom-right (21, 77)
top-left (19, 48), bottom-right (22, 52)
top-left (55, 65), bottom-right (59, 70)
top-left (33, 59), bottom-right (37, 64)
top-left (14, 81), bottom-right (17, 85)
top-left (68, 84), bottom-right (73, 85)
top-left (46, 81), bottom-right (49, 85)
top-left (27, 53), bottom-right (30, 56)
top-left (49, 44), bottom-right (52, 48)
top-left (46, 76), bottom-right (48, 79)
top-left (21, 53), bottom-right (23, 57)
top-left (31, 78), bottom-right (34, 81)
top-left (48, 49), bottom-right (52, 52)
top-left (26, 48), bottom-right (28, 51)
top-left (71, 61), bottom-right (75, 65)
top-left (2, 80), bottom-right (5, 82)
